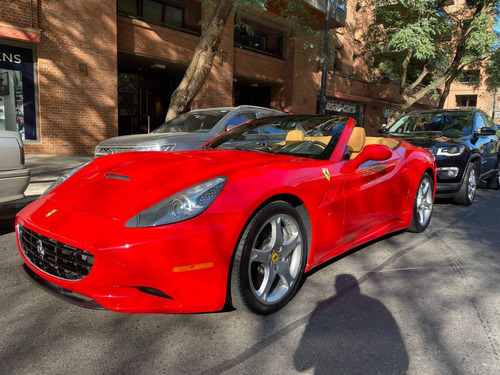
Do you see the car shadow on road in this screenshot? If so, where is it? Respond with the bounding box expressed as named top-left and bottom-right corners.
top-left (294, 274), bottom-right (409, 375)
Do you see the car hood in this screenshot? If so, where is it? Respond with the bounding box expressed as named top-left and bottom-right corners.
top-left (387, 132), bottom-right (467, 150)
top-left (44, 150), bottom-right (293, 221)
top-left (97, 132), bottom-right (217, 148)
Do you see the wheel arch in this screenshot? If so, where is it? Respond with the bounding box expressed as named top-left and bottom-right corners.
top-left (224, 193), bottom-right (313, 309)
top-left (246, 193), bottom-right (313, 264)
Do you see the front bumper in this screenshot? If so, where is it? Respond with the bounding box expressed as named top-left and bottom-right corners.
top-left (0, 168), bottom-right (30, 204)
top-left (435, 181), bottom-right (462, 197)
top-left (16, 198), bottom-right (247, 313)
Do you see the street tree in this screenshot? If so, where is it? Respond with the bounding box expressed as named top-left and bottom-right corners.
top-left (165, 0), bottom-right (337, 121)
top-left (363, 0), bottom-right (499, 124)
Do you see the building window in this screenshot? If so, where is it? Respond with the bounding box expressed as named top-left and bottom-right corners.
top-left (117, 0), bottom-right (200, 33)
top-left (456, 95), bottom-right (477, 108)
top-left (456, 69), bottom-right (479, 84)
top-left (234, 24), bottom-right (283, 58)
top-left (0, 44), bottom-right (37, 141)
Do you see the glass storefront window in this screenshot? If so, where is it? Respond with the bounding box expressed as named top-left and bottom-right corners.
top-left (0, 44), bottom-right (37, 140)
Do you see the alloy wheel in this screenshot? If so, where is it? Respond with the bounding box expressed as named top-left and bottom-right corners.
top-left (248, 213), bottom-right (303, 304)
top-left (416, 177), bottom-right (433, 227)
top-left (467, 167), bottom-right (477, 202)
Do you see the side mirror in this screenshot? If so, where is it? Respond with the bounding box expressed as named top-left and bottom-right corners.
top-left (344, 144), bottom-right (393, 171)
top-left (378, 128), bottom-right (389, 135)
top-left (478, 127), bottom-right (497, 136)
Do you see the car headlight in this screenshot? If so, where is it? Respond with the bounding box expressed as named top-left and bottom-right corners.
top-left (134, 144), bottom-right (176, 152)
top-left (436, 146), bottom-right (465, 156)
top-left (40, 161), bottom-right (92, 198)
top-left (126, 177), bottom-right (227, 228)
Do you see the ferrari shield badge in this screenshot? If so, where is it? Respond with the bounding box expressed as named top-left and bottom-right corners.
top-left (322, 168), bottom-right (331, 181)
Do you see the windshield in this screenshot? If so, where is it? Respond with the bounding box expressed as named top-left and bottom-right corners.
top-left (204, 115), bottom-right (351, 160)
top-left (388, 112), bottom-right (473, 136)
top-left (153, 110), bottom-right (231, 134)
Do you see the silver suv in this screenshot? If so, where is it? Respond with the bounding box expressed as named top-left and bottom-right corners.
top-left (95, 105), bottom-right (286, 157)
top-left (0, 131), bottom-right (30, 203)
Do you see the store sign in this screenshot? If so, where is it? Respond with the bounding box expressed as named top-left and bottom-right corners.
top-left (0, 53), bottom-right (22, 64)
top-left (326, 100), bottom-right (357, 114)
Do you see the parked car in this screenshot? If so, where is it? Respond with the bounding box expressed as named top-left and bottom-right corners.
top-left (17, 115), bottom-right (436, 315)
top-left (0, 131), bottom-right (30, 204)
top-left (94, 105), bottom-right (286, 157)
top-left (380, 109), bottom-right (499, 205)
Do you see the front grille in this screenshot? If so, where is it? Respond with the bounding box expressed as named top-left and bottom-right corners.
top-left (18, 225), bottom-right (94, 280)
top-left (95, 146), bottom-right (134, 157)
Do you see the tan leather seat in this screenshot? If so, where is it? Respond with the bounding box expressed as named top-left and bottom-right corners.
top-left (285, 129), bottom-right (305, 144)
top-left (347, 127), bottom-right (366, 159)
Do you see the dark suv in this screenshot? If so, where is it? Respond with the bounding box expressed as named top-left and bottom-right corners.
top-left (381, 109), bottom-right (499, 205)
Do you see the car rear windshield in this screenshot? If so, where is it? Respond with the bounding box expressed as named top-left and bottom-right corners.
top-left (153, 110), bottom-right (230, 134)
top-left (388, 112), bottom-right (474, 135)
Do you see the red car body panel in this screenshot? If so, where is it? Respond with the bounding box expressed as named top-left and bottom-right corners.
top-left (16, 118), bottom-right (436, 313)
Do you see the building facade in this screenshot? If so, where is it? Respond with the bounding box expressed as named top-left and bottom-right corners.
top-left (1, 0), bottom-right (439, 155)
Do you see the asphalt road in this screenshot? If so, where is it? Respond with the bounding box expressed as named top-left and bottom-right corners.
top-left (1, 187), bottom-right (499, 375)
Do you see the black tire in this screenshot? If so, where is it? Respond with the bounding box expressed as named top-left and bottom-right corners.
top-left (407, 172), bottom-right (434, 233)
top-left (230, 201), bottom-right (307, 315)
top-left (453, 163), bottom-right (477, 206)
top-left (486, 159), bottom-right (500, 190)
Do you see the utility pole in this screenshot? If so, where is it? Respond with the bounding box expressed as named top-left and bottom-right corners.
top-left (319, 0), bottom-right (332, 115)
top-left (493, 88), bottom-right (498, 122)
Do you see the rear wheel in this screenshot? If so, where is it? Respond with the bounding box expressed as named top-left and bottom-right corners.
top-left (454, 163), bottom-right (477, 205)
top-left (230, 201), bottom-right (307, 315)
top-left (407, 172), bottom-right (434, 233)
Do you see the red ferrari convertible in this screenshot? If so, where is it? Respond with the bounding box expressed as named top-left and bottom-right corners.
top-left (16, 115), bottom-right (436, 315)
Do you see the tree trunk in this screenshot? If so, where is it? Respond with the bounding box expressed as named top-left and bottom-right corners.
top-left (438, 76), bottom-right (455, 108)
top-left (165, 0), bottom-right (234, 121)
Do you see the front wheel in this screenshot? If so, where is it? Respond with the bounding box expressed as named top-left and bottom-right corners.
top-left (407, 172), bottom-right (434, 233)
top-left (454, 163), bottom-right (477, 205)
top-left (230, 201), bottom-right (307, 315)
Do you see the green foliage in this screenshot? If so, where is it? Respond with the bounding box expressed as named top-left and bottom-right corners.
top-left (365, 0), bottom-right (452, 76)
top-left (486, 45), bottom-right (500, 90)
top-left (364, 0), bottom-right (500, 114)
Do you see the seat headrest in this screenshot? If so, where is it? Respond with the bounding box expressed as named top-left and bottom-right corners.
top-left (348, 127), bottom-right (366, 152)
top-left (286, 129), bottom-right (305, 144)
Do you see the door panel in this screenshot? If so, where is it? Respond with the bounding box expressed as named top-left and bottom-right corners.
top-left (341, 152), bottom-right (408, 243)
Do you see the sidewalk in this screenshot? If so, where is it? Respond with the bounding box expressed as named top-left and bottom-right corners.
top-left (0, 154), bottom-right (93, 220)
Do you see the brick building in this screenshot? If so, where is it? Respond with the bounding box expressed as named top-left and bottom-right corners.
top-left (1, 0), bottom-right (438, 155)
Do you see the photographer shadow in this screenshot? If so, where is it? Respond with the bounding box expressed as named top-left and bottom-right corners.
top-left (294, 274), bottom-right (409, 375)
